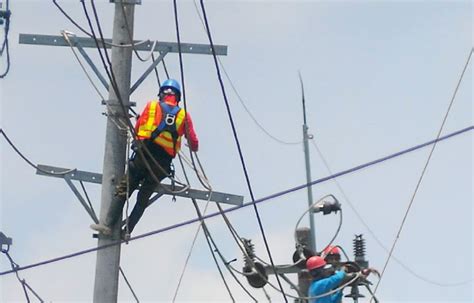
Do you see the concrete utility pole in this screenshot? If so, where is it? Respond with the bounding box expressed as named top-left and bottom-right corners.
top-left (300, 75), bottom-right (316, 252)
top-left (93, 2), bottom-right (136, 302)
top-left (296, 228), bottom-right (311, 302)
top-left (21, 2), bottom-right (229, 302)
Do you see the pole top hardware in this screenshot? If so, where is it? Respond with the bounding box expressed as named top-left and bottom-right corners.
top-left (0, 232), bottom-right (13, 250)
top-left (101, 100), bottom-right (137, 107)
top-left (109, 0), bottom-right (142, 4)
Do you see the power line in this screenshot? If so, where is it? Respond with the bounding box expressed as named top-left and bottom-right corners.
top-left (310, 138), bottom-right (472, 287)
top-left (52, 0), bottom-right (149, 49)
top-left (170, 1), bottom-right (284, 292)
top-left (1, 248), bottom-right (45, 303)
top-left (189, 10), bottom-right (470, 287)
top-left (61, 30), bottom-right (106, 101)
top-left (170, 3), bottom-right (254, 296)
top-left (0, 129), bottom-right (76, 175)
top-left (172, 157), bottom-right (237, 302)
top-left (174, 154), bottom-right (262, 302)
top-left (197, 1), bottom-right (288, 301)
top-left (372, 47), bottom-right (474, 298)
top-left (190, 0), bottom-right (301, 146)
top-left (1, 125), bottom-right (470, 277)
top-left (53, 0), bottom-right (91, 38)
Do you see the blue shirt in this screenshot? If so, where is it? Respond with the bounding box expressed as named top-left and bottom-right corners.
top-left (308, 270), bottom-right (345, 303)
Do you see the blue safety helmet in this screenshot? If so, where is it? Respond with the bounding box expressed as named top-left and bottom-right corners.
top-left (159, 79), bottom-right (181, 101)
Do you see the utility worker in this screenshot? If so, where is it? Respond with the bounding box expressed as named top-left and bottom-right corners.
top-left (322, 245), bottom-right (342, 265)
top-left (306, 255), bottom-right (378, 303)
top-left (91, 79), bottom-right (199, 237)
top-left (306, 255), bottom-right (351, 303)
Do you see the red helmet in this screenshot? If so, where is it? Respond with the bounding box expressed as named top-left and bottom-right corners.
top-left (323, 245), bottom-right (340, 257)
top-left (306, 256), bottom-right (326, 271)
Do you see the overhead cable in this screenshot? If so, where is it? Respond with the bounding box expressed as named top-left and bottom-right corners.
top-left (1, 129), bottom-right (76, 175)
top-left (172, 156), bottom-right (237, 302)
top-left (1, 248), bottom-right (45, 303)
top-left (61, 30), bottom-right (106, 101)
top-left (372, 47), bottom-right (474, 299)
top-left (0, 125), bottom-right (471, 276)
top-left (170, 3), bottom-right (253, 298)
top-left (172, 0), bottom-right (257, 274)
top-left (310, 138), bottom-right (472, 287)
top-left (53, 0), bottom-right (149, 48)
top-left (172, 0), bottom-right (212, 192)
top-left (191, 0), bottom-right (301, 146)
top-left (198, 1), bottom-right (288, 300)
top-left (119, 3), bottom-right (159, 63)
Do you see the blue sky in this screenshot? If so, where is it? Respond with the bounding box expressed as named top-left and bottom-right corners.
top-left (1, 0), bottom-right (472, 302)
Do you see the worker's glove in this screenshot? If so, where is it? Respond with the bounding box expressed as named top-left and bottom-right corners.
top-left (341, 262), bottom-right (360, 273)
top-left (131, 140), bottom-right (140, 151)
top-left (361, 268), bottom-right (380, 278)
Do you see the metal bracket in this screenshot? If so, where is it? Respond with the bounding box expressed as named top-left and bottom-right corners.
top-left (264, 264), bottom-right (302, 275)
top-left (109, 0), bottom-right (142, 4)
top-left (0, 232), bottom-right (12, 248)
top-left (36, 164), bottom-right (244, 206)
top-left (64, 176), bottom-right (99, 223)
top-left (130, 50), bottom-right (168, 93)
top-left (101, 100), bottom-right (137, 107)
top-left (19, 33), bottom-right (228, 94)
top-left (69, 36), bottom-right (110, 91)
top-left (19, 34), bottom-right (228, 55)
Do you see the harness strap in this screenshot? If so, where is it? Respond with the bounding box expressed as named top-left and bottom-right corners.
top-left (150, 102), bottom-right (181, 145)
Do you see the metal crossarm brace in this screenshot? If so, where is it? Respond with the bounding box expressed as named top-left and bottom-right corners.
top-left (19, 33), bottom-right (228, 94)
top-left (64, 176), bottom-right (100, 223)
top-left (36, 164), bottom-right (244, 206)
top-left (130, 50), bottom-right (168, 93)
top-left (70, 36), bottom-right (110, 91)
top-left (264, 264), bottom-right (301, 275)
top-left (19, 34), bottom-right (228, 55)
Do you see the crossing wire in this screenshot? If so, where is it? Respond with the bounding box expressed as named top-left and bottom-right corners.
top-left (1, 248), bottom-right (45, 303)
top-left (119, 0), bottom-right (171, 82)
top-left (170, 2), bottom-right (257, 300)
top-left (190, 0), bottom-right (301, 146)
top-left (194, 0), bottom-right (473, 285)
top-left (171, 0), bottom-right (256, 271)
top-left (172, 0), bottom-right (213, 193)
top-left (310, 138), bottom-right (472, 287)
top-left (197, 1), bottom-right (288, 301)
top-left (53, 0), bottom-right (149, 49)
top-left (172, 157), bottom-right (237, 302)
top-left (372, 47), bottom-right (474, 299)
top-left (1, 124), bottom-right (470, 277)
top-left (175, 153), bottom-right (267, 301)
top-left (0, 129), bottom-right (76, 175)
